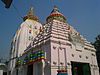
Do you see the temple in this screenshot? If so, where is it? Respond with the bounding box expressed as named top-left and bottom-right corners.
top-left (8, 6), bottom-right (99, 75)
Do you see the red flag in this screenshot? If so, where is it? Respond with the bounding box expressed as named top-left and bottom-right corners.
top-left (1, 0), bottom-right (13, 8)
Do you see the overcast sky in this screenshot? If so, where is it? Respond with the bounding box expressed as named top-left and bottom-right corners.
top-left (0, 0), bottom-right (100, 58)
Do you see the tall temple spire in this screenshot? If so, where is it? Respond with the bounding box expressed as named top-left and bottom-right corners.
top-left (23, 7), bottom-right (39, 22)
top-left (46, 6), bottom-right (66, 23)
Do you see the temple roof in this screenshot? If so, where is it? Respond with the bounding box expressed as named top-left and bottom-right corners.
top-left (46, 6), bottom-right (66, 23)
top-left (23, 7), bottom-right (39, 22)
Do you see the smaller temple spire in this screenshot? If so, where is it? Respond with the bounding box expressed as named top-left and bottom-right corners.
top-left (46, 6), bottom-right (66, 23)
top-left (23, 7), bottom-right (39, 22)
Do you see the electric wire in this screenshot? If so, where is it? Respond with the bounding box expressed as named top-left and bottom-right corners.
top-left (12, 3), bottom-right (32, 29)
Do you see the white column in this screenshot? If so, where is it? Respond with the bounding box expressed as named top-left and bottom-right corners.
top-left (0, 70), bottom-right (3, 75)
top-left (42, 60), bottom-right (45, 75)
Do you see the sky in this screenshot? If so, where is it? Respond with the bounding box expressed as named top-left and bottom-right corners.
top-left (0, 0), bottom-right (100, 59)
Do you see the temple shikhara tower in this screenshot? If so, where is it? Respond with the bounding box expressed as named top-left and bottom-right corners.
top-left (9, 6), bottom-right (99, 75)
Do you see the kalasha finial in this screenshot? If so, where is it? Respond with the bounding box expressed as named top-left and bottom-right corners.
top-left (23, 7), bottom-right (39, 21)
top-left (51, 5), bottom-right (59, 13)
top-left (54, 5), bottom-right (58, 11)
top-left (27, 7), bottom-right (34, 16)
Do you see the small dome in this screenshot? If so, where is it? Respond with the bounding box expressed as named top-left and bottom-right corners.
top-left (23, 7), bottom-right (39, 22)
top-left (46, 6), bottom-right (66, 23)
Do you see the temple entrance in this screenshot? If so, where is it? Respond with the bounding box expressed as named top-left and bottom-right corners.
top-left (3, 72), bottom-right (7, 75)
top-left (27, 64), bottom-right (33, 75)
top-left (33, 62), bottom-right (42, 75)
top-left (71, 62), bottom-right (91, 75)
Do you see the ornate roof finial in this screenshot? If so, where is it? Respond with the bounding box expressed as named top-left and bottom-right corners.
top-left (23, 7), bottom-right (39, 22)
top-left (51, 5), bottom-right (59, 13)
top-left (27, 7), bottom-right (34, 16)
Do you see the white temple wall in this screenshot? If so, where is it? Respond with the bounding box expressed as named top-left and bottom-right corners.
top-left (48, 39), bottom-right (99, 75)
top-left (50, 42), bottom-right (59, 66)
top-left (51, 68), bottom-right (58, 75)
top-left (94, 69), bottom-right (100, 75)
top-left (50, 41), bottom-right (73, 75)
top-left (17, 19), bottom-right (42, 57)
top-left (41, 41), bottom-right (51, 63)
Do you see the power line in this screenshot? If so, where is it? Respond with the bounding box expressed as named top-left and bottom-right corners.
top-left (12, 3), bottom-right (23, 20)
top-left (12, 3), bottom-right (32, 29)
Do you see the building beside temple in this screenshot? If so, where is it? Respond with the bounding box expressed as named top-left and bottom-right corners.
top-left (8, 6), bottom-right (99, 75)
top-left (0, 63), bottom-right (7, 75)
top-left (0, 59), bottom-right (8, 75)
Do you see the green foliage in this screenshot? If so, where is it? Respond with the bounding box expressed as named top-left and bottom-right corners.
top-left (93, 34), bottom-right (100, 52)
top-left (93, 34), bottom-right (100, 72)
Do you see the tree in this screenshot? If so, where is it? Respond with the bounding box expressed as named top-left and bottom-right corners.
top-left (93, 34), bottom-right (100, 72)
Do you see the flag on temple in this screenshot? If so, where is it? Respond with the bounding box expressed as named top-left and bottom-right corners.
top-left (1, 0), bottom-right (13, 8)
